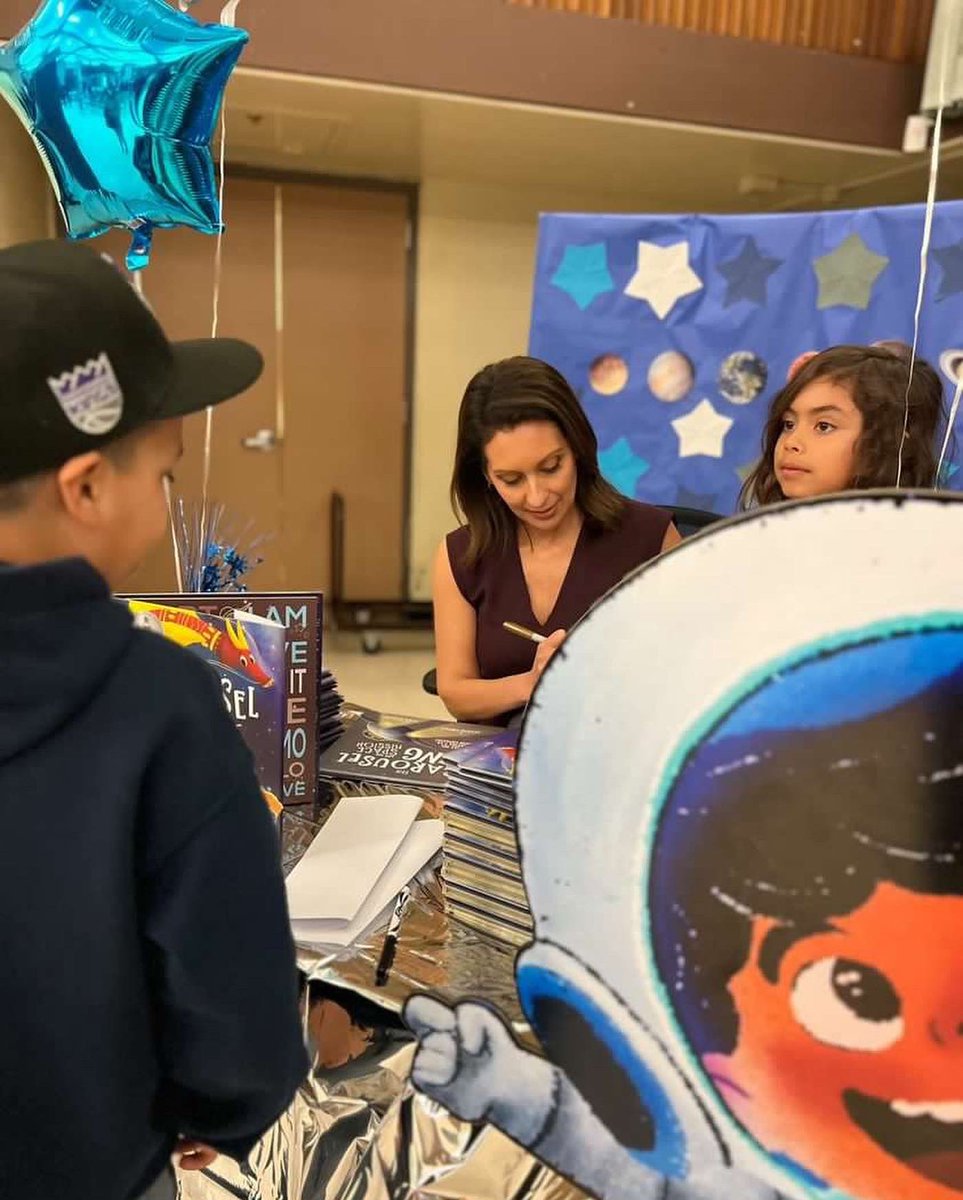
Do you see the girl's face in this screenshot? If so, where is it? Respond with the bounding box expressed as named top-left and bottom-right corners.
top-left (774, 379), bottom-right (863, 499)
top-left (484, 420), bottom-right (578, 535)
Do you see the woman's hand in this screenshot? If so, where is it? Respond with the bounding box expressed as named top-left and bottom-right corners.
top-left (532, 629), bottom-right (566, 681)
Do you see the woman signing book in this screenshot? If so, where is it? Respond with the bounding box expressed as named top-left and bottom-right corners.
top-left (433, 357), bottom-right (680, 725)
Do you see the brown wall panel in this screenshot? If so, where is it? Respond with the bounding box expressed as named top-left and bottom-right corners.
top-left (510, 0), bottom-right (936, 64)
top-left (2, 0), bottom-right (923, 148)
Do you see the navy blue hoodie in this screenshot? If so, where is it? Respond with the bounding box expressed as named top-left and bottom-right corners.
top-left (0, 559), bottom-right (308, 1200)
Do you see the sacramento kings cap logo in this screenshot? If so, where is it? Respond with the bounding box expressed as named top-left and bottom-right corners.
top-left (47, 352), bottom-right (124, 436)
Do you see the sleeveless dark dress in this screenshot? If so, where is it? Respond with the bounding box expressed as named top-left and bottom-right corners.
top-left (446, 499), bottom-right (670, 691)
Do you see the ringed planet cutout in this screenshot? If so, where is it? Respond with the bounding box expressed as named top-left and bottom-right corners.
top-left (938, 348), bottom-right (963, 386)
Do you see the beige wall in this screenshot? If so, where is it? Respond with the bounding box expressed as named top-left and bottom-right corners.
top-left (0, 103), bottom-right (51, 247)
top-left (408, 175), bottom-right (646, 600)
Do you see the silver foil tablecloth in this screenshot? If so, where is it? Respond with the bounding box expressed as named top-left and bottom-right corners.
top-left (176, 798), bottom-right (583, 1200)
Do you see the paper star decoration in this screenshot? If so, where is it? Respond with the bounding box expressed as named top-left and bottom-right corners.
top-left (671, 399), bottom-right (733, 459)
top-left (599, 437), bottom-right (650, 496)
top-left (813, 233), bottom-right (888, 310)
top-left (625, 240), bottom-right (703, 320)
top-left (551, 243), bottom-right (615, 310)
top-left (718, 237), bottom-right (782, 307)
top-left (932, 243), bottom-right (963, 302)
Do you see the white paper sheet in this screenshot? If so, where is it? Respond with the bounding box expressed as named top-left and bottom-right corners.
top-left (284, 793), bottom-right (422, 921)
top-left (291, 817), bottom-right (442, 948)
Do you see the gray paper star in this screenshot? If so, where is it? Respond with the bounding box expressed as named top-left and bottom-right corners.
top-left (813, 233), bottom-right (888, 310)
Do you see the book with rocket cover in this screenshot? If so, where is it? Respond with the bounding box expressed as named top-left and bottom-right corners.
top-left (319, 707), bottom-right (495, 790)
top-left (124, 592), bottom-right (336, 806)
top-left (124, 599), bottom-right (285, 805)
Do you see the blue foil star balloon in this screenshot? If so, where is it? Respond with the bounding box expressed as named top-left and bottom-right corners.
top-left (0, 0), bottom-right (248, 269)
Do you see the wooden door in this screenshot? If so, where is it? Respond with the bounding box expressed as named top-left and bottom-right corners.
top-left (280, 181), bottom-right (410, 600)
top-left (106, 174), bottom-right (411, 598)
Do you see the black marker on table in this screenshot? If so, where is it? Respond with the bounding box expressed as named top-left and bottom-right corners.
top-left (375, 885), bottom-right (412, 987)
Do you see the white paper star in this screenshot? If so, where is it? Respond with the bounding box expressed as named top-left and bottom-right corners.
top-left (624, 240), bottom-right (703, 320)
top-left (672, 399), bottom-right (733, 459)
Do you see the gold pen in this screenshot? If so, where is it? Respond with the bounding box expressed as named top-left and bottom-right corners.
top-left (502, 620), bottom-right (547, 645)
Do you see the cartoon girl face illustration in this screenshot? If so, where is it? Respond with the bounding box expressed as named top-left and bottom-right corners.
top-left (711, 884), bottom-right (963, 1198)
top-left (650, 631), bottom-right (963, 1200)
top-left (407, 494), bottom-right (963, 1200)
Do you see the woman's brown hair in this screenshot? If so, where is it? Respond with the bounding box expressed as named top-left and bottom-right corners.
top-left (451, 356), bottom-right (625, 563)
top-left (740, 344), bottom-right (946, 509)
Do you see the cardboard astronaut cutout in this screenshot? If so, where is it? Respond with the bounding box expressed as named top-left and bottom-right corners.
top-left (404, 492), bottom-right (963, 1200)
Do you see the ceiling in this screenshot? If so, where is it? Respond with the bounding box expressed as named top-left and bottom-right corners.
top-left (222, 68), bottom-right (963, 213)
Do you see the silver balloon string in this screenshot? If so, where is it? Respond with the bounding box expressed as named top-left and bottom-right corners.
top-left (937, 363), bottom-right (963, 484)
top-left (199, 0), bottom-right (240, 558)
top-left (897, 32), bottom-right (949, 488)
top-left (164, 475), bottom-right (185, 591)
top-left (128, 265), bottom-right (185, 589)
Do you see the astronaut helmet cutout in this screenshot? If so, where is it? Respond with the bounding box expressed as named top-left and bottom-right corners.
top-left (405, 491), bottom-right (963, 1200)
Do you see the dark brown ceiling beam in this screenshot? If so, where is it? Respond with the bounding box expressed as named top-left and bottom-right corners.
top-left (2, 0), bottom-right (923, 148)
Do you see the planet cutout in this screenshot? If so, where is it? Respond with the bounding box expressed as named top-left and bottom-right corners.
top-left (719, 351), bottom-right (768, 405)
top-left (647, 350), bottom-right (694, 403)
top-left (589, 354), bottom-right (630, 396)
top-left (939, 348), bottom-right (963, 386)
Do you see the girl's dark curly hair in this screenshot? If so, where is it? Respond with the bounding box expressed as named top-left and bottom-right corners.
top-left (740, 344), bottom-right (946, 509)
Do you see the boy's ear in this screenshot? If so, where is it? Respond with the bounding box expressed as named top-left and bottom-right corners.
top-left (55, 451), bottom-right (110, 520)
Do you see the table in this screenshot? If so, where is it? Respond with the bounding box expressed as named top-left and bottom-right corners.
top-left (178, 793), bottom-right (587, 1200)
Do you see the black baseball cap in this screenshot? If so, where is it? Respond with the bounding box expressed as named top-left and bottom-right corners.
top-left (0, 239), bottom-right (263, 484)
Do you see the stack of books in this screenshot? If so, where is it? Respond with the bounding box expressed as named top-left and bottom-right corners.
top-left (318, 707), bottom-right (494, 796)
top-left (441, 732), bottom-right (533, 948)
top-left (318, 669), bottom-right (343, 754)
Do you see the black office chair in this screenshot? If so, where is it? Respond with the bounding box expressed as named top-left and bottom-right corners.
top-left (421, 506), bottom-right (724, 695)
top-left (658, 504), bottom-right (724, 538)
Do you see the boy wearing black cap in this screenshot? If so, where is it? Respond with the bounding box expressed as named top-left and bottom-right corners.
top-left (0, 241), bottom-right (308, 1200)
